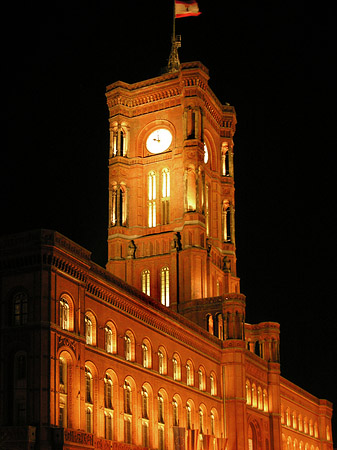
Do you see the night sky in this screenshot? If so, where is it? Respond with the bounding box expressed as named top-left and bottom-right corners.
top-left (3, 1), bottom-right (336, 440)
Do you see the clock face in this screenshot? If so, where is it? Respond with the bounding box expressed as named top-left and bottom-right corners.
top-left (146, 129), bottom-right (172, 154)
top-left (204, 143), bottom-right (209, 164)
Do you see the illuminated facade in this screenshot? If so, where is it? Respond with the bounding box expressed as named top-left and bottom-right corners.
top-left (0, 63), bottom-right (333, 450)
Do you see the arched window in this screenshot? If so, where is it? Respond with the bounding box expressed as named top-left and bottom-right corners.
top-left (13, 291), bottom-right (28, 326)
top-left (246, 380), bottom-right (252, 405)
top-left (123, 381), bottom-right (133, 443)
top-left (141, 386), bottom-right (150, 447)
top-left (59, 297), bottom-right (69, 330)
top-left (125, 335), bottom-right (132, 361)
top-left (248, 423), bottom-right (257, 450)
top-left (104, 374), bottom-right (113, 410)
top-left (172, 353), bottom-right (181, 381)
top-left (257, 387), bottom-right (263, 410)
top-left (186, 168), bottom-right (196, 211)
top-left (222, 199), bottom-right (231, 242)
top-left (221, 142), bottom-right (229, 176)
top-left (85, 315), bottom-right (93, 345)
top-left (158, 393), bottom-right (165, 424)
top-left (252, 384), bottom-right (257, 408)
top-left (172, 398), bottom-right (179, 426)
top-left (162, 168), bottom-right (170, 224)
top-left (111, 184), bottom-right (127, 227)
top-left (186, 361), bottom-right (194, 386)
top-left (85, 367), bottom-right (93, 433)
top-left (199, 407), bottom-right (204, 435)
top-left (158, 347), bottom-right (167, 375)
top-left (207, 314), bottom-right (214, 334)
top-left (148, 171), bottom-right (157, 228)
top-left (263, 389), bottom-right (268, 412)
top-left (141, 270), bottom-right (151, 296)
top-left (124, 331), bottom-right (135, 361)
top-left (160, 266), bottom-right (170, 307)
top-left (205, 183), bottom-right (210, 236)
top-left (124, 381), bottom-right (132, 415)
top-left (186, 402), bottom-right (192, 430)
top-left (85, 367), bottom-right (93, 405)
top-left (59, 357), bottom-right (68, 427)
top-left (104, 373), bottom-right (114, 440)
top-left (210, 372), bottom-right (217, 396)
top-left (105, 326), bottom-right (113, 353)
top-left (198, 367), bottom-right (205, 391)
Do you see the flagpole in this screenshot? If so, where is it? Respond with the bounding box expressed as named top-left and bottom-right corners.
top-left (168, 0), bottom-right (181, 73)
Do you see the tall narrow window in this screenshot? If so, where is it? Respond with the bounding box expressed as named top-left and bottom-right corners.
top-left (158, 393), bottom-right (165, 424)
top-left (199, 408), bottom-right (204, 435)
top-left (186, 403), bottom-right (192, 430)
top-left (59, 357), bottom-right (68, 427)
top-left (172, 354), bottom-right (181, 381)
top-left (142, 344), bottom-right (149, 368)
top-left (221, 142), bottom-right (229, 176)
top-left (124, 381), bottom-right (132, 443)
top-left (141, 388), bottom-right (150, 447)
top-left (210, 412), bottom-right (215, 436)
top-left (186, 362), bottom-right (193, 386)
top-left (222, 200), bottom-right (231, 242)
top-left (105, 326), bottom-right (113, 353)
top-left (59, 298), bottom-right (69, 330)
top-left (210, 373), bottom-right (216, 396)
top-left (85, 367), bottom-right (93, 433)
top-left (111, 185), bottom-right (127, 227)
top-left (172, 399), bottom-right (179, 426)
top-left (205, 184), bottom-right (209, 236)
top-left (148, 171), bottom-right (156, 227)
top-left (158, 350), bottom-right (164, 375)
top-left (85, 315), bottom-right (93, 345)
top-left (162, 168), bottom-right (170, 224)
top-left (141, 270), bottom-right (151, 296)
top-left (125, 335), bottom-right (132, 361)
top-left (160, 266), bottom-right (170, 307)
top-left (104, 373), bottom-right (113, 440)
top-left (13, 292), bottom-right (28, 326)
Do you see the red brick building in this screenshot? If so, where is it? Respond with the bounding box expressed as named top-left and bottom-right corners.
top-left (0, 62), bottom-right (333, 450)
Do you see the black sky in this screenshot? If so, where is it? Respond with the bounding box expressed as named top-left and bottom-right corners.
top-left (3, 0), bottom-right (336, 440)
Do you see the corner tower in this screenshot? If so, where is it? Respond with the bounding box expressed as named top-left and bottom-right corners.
top-left (106, 62), bottom-right (240, 311)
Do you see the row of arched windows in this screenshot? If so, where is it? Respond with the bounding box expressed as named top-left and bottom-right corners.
top-left (60, 354), bottom-right (219, 445)
top-left (282, 435), bottom-right (321, 450)
top-left (246, 379), bottom-right (268, 412)
top-left (109, 167), bottom-right (233, 244)
top-left (281, 405), bottom-right (320, 438)
top-left (58, 296), bottom-right (218, 394)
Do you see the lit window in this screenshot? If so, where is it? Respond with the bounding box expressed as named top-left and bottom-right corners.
top-left (222, 199), bottom-right (231, 242)
top-left (204, 143), bottom-right (209, 164)
top-left (158, 393), bottom-right (164, 424)
top-left (124, 381), bottom-right (133, 443)
top-left (141, 270), bottom-right (151, 296)
top-left (85, 366), bottom-right (93, 433)
top-left (186, 403), bottom-right (192, 430)
top-left (198, 367), bottom-right (205, 391)
top-left (186, 361), bottom-right (194, 386)
top-left (162, 168), bottom-right (170, 224)
top-left (124, 381), bottom-right (132, 415)
top-left (125, 335), bottom-right (132, 361)
top-left (173, 398), bottom-right (178, 426)
top-left (161, 266), bottom-right (170, 307)
top-left (104, 374), bottom-right (113, 410)
top-left (148, 171), bottom-right (156, 227)
top-left (142, 344), bottom-right (149, 368)
top-left (59, 298), bottom-right (69, 330)
top-left (210, 373), bottom-right (217, 396)
top-left (158, 347), bottom-right (167, 375)
top-left (105, 412), bottom-right (113, 441)
top-left (142, 388), bottom-right (149, 419)
top-left (111, 184), bottom-right (127, 227)
top-left (199, 408), bottom-right (204, 435)
top-left (105, 326), bottom-right (113, 353)
top-left (85, 315), bottom-right (93, 345)
top-left (86, 407), bottom-right (93, 433)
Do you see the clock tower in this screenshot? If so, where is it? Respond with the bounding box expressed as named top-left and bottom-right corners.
top-left (106, 62), bottom-right (240, 315)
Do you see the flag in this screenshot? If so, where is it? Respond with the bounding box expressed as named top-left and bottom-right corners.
top-left (175, 1), bottom-right (201, 18)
